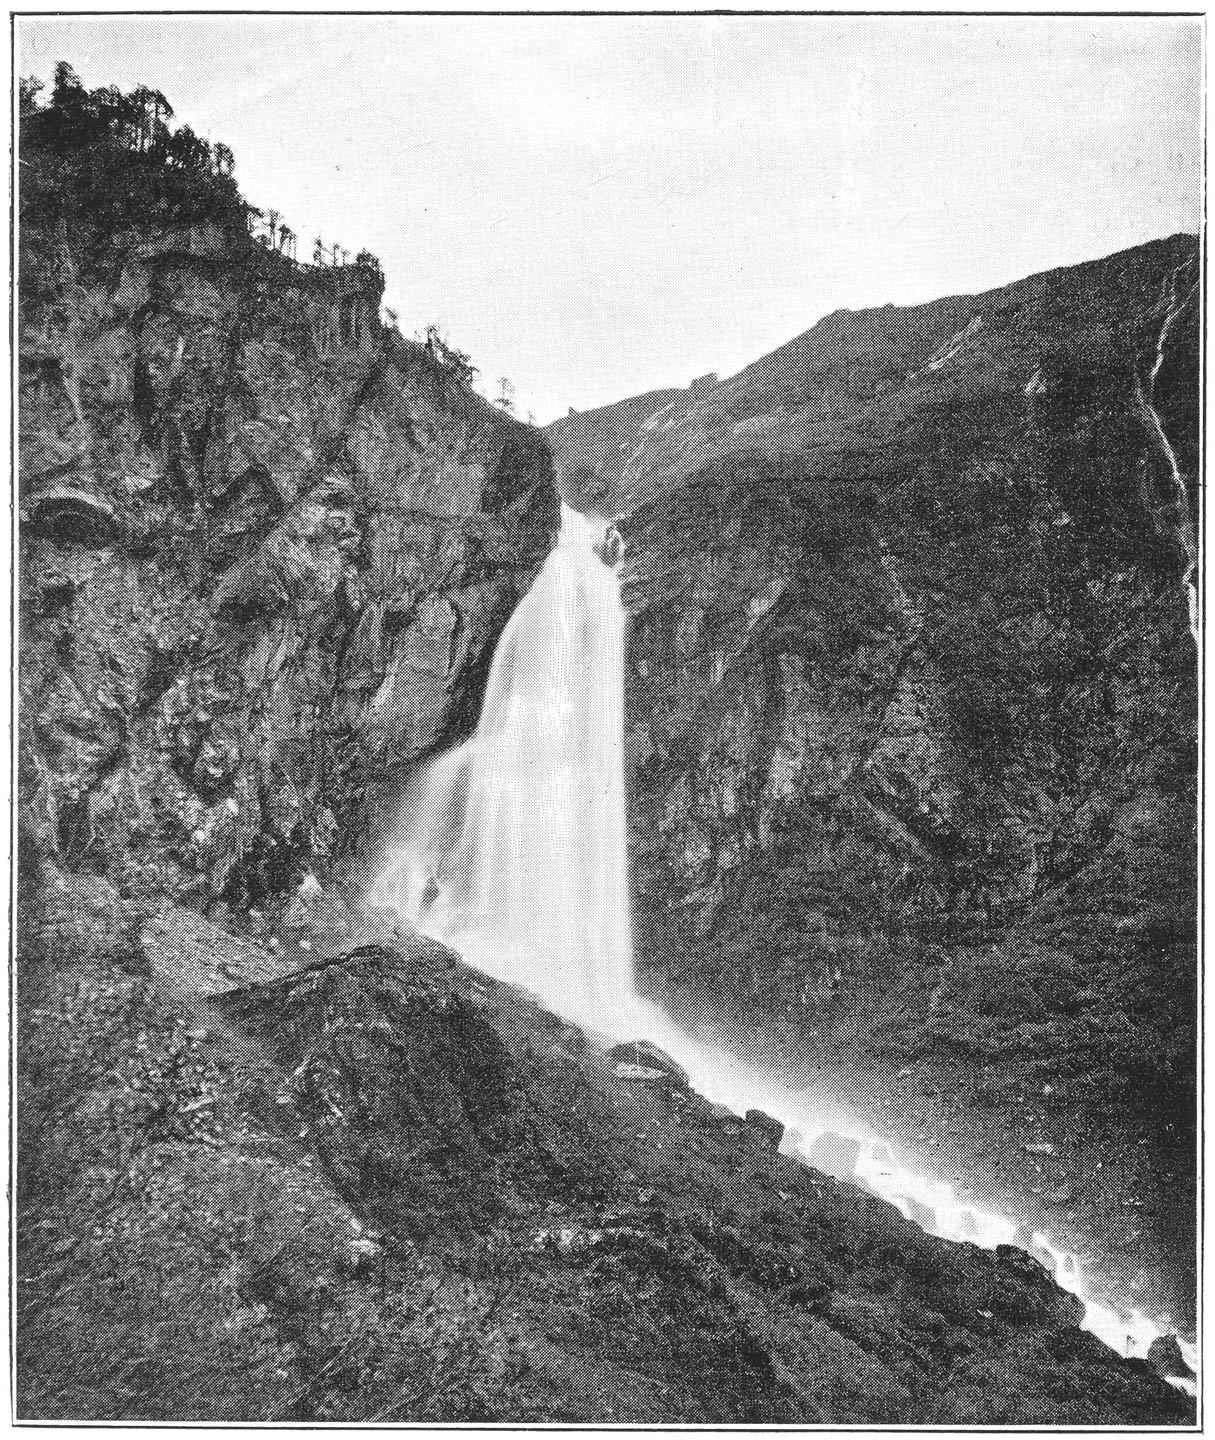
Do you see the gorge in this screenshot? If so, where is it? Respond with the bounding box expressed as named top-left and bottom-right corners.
top-left (16, 74), bottom-right (1199, 1424)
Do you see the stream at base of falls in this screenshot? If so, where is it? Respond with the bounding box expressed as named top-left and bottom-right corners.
top-left (369, 503), bottom-right (1198, 1399)
top-left (606, 988), bottom-right (1198, 1390)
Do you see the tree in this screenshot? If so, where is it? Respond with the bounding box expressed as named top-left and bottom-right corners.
top-left (148, 89), bottom-right (173, 130)
top-left (19, 75), bottom-right (44, 116)
top-left (44, 62), bottom-right (98, 151)
top-left (52, 61), bottom-right (84, 110)
top-left (20, 71), bottom-right (247, 237)
top-left (495, 378), bottom-right (515, 414)
top-left (91, 85), bottom-right (126, 142)
top-left (113, 88), bottom-right (144, 149)
top-left (423, 326), bottom-right (478, 388)
top-left (265, 208), bottom-right (281, 249)
top-left (213, 142), bottom-right (234, 176)
top-left (135, 86), bottom-right (173, 153)
top-left (313, 237), bottom-right (325, 266)
top-left (166, 123), bottom-right (210, 172)
top-left (129, 84), bottom-right (153, 151)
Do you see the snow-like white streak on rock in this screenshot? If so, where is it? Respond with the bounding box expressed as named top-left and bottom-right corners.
top-left (1139, 265), bottom-right (1199, 647)
top-left (641, 401), bottom-right (676, 432)
top-left (910, 313), bottom-right (984, 379)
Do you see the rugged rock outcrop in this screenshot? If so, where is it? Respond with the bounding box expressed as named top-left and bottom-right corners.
top-left (19, 183), bottom-right (558, 917)
top-left (548, 236), bottom-right (1198, 1306)
top-left (15, 899), bottom-right (1193, 1423)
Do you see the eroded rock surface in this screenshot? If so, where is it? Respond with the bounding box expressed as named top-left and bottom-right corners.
top-left (548, 235), bottom-right (1198, 1317)
top-left (20, 206), bottom-right (558, 915)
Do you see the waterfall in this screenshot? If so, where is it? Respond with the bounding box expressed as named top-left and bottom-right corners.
top-left (369, 504), bottom-right (632, 1029)
top-left (1137, 261), bottom-right (1199, 648)
top-left (369, 502), bottom-right (1196, 1391)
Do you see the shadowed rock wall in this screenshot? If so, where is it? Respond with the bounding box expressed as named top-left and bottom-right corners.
top-left (548, 236), bottom-right (1198, 1132)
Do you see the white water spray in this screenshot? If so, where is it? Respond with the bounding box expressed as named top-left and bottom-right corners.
top-left (370, 504), bottom-right (1196, 1393)
top-left (370, 504), bottom-right (631, 1028)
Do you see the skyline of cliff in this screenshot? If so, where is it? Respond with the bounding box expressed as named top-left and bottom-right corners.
top-left (17, 15), bottom-right (1201, 422)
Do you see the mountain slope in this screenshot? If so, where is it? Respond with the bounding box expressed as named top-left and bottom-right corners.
top-left (16, 892), bottom-right (1192, 1423)
top-left (547, 235), bottom-right (1199, 1321)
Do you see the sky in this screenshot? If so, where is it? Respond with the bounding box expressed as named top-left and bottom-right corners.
top-left (17, 15), bottom-right (1203, 424)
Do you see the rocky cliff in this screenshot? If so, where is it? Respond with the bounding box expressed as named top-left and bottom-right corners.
top-left (19, 161), bottom-right (557, 919)
top-left (17, 81), bottom-right (1197, 1423)
top-left (548, 235), bottom-right (1199, 1312)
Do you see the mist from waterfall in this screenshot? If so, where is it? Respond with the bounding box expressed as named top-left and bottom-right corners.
top-left (369, 503), bottom-right (1196, 1390)
top-left (369, 504), bottom-right (632, 1029)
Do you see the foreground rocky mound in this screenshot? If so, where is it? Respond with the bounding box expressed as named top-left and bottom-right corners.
top-left (548, 235), bottom-right (1198, 1316)
top-left (16, 885), bottom-right (1192, 1424)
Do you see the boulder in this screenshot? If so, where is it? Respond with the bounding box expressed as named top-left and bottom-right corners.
top-left (25, 486), bottom-right (121, 547)
top-left (745, 1109), bottom-right (785, 1149)
top-left (1147, 1334), bottom-right (1195, 1381)
top-left (141, 907), bottom-right (296, 995)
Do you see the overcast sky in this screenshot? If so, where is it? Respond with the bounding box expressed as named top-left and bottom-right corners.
top-left (18, 15), bottom-right (1202, 423)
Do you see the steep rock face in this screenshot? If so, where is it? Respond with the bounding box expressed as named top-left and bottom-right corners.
top-left (19, 215), bottom-right (558, 913)
top-left (547, 236), bottom-right (1197, 1147)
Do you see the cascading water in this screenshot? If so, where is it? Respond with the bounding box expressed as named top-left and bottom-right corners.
top-left (370, 504), bottom-right (632, 1029)
top-left (370, 503), bottom-right (1197, 1395)
top-left (1137, 261), bottom-right (1200, 649)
